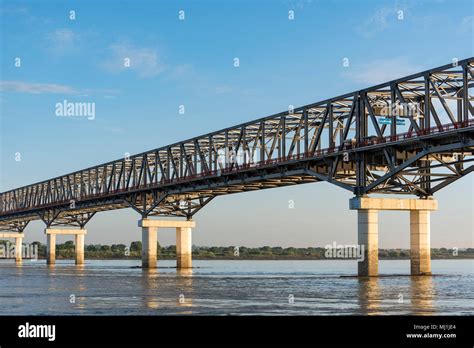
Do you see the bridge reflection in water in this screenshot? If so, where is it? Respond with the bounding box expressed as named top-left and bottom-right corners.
top-left (410, 276), bottom-right (435, 315)
top-left (358, 275), bottom-right (435, 315)
top-left (358, 277), bottom-right (381, 315)
top-left (141, 268), bottom-right (194, 312)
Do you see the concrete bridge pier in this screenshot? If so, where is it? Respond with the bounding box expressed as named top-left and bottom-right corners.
top-left (44, 228), bottom-right (87, 265)
top-left (139, 219), bottom-right (196, 269)
top-left (141, 224), bottom-right (157, 269)
top-left (176, 227), bottom-right (192, 269)
top-left (410, 210), bottom-right (432, 275)
top-left (0, 232), bottom-right (24, 263)
top-left (356, 209), bottom-right (379, 277)
top-left (350, 197), bottom-right (437, 277)
top-left (15, 234), bottom-right (23, 264)
top-left (46, 233), bottom-right (56, 265)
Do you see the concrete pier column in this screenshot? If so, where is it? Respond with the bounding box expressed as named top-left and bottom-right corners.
top-left (75, 233), bottom-right (85, 265)
top-left (350, 197), bottom-right (437, 277)
top-left (47, 233), bottom-right (56, 265)
top-left (357, 209), bottom-right (379, 277)
top-left (410, 210), bottom-right (431, 275)
top-left (139, 219), bottom-right (196, 270)
top-left (15, 235), bottom-right (23, 263)
top-left (45, 228), bottom-right (87, 266)
top-left (176, 227), bottom-right (192, 269)
top-left (141, 226), bottom-right (157, 269)
top-left (0, 233), bottom-right (25, 265)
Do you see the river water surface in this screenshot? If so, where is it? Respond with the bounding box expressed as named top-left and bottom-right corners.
top-left (0, 259), bottom-right (472, 315)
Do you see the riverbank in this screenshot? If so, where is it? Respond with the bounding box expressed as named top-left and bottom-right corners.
top-left (14, 255), bottom-right (474, 261)
top-left (2, 240), bottom-right (472, 260)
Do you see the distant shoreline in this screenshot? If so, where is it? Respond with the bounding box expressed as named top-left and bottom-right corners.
top-left (2, 240), bottom-right (472, 261)
top-left (8, 256), bottom-right (472, 261)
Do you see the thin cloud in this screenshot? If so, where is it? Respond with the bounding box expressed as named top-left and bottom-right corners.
top-left (166, 64), bottom-right (192, 80)
top-left (0, 6), bottom-right (29, 16)
top-left (0, 5), bottom-right (51, 25)
top-left (103, 125), bottom-right (125, 133)
top-left (0, 80), bottom-right (120, 96)
top-left (46, 28), bottom-right (78, 55)
top-left (459, 16), bottom-right (473, 33)
top-left (215, 85), bottom-right (233, 94)
top-left (355, 3), bottom-right (411, 38)
top-left (283, 0), bottom-right (313, 10)
top-left (342, 57), bottom-right (421, 86)
top-left (103, 42), bottom-right (164, 78)
top-left (0, 81), bottom-right (78, 94)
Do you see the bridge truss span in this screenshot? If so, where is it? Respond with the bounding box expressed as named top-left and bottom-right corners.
top-left (1, 58), bottom-right (474, 231)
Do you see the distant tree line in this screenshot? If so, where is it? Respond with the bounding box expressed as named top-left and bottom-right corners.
top-left (1, 240), bottom-right (472, 260)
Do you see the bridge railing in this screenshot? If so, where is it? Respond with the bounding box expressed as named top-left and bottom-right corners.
top-left (357, 119), bottom-right (474, 147)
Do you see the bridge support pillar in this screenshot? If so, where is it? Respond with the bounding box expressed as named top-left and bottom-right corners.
top-left (0, 232), bottom-right (24, 264)
top-left (410, 211), bottom-right (431, 275)
top-left (15, 234), bottom-right (23, 264)
top-left (141, 226), bottom-right (158, 269)
top-left (44, 229), bottom-right (87, 265)
top-left (46, 233), bottom-right (56, 265)
top-left (176, 227), bottom-right (192, 269)
top-left (350, 197), bottom-right (437, 277)
top-left (139, 219), bottom-right (196, 269)
top-left (75, 233), bottom-right (85, 265)
top-left (357, 210), bottom-right (379, 277)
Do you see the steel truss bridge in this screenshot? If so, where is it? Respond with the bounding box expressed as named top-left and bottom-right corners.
top-left (1, 58), bottom-right (474, 232)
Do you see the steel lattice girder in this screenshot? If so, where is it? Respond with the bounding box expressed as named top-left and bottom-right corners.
top-left (1, 58), bottom-right (474, 229)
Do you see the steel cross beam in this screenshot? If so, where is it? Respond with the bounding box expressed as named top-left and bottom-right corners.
top-left (1, 58), bottom-right (474, 229)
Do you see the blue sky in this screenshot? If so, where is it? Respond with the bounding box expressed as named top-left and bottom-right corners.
top-left (1, 0), bottom-right (473, 247)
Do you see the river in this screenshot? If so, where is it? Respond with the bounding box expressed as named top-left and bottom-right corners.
top-left (0, 259), bottom-right (472, 315)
